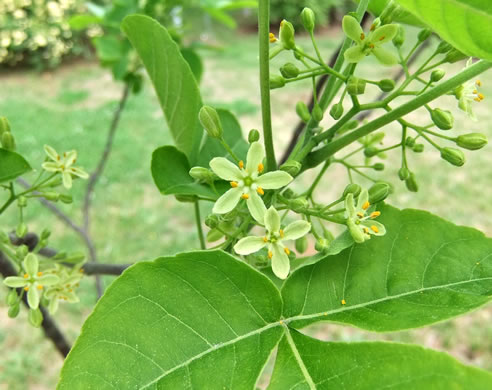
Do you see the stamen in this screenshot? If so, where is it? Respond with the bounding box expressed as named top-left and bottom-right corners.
top-left (263, 236), bottom-right (268, 243)
top-left (60, 165), bottom-right (65, 170)
top-left (23, 273), bottom-right (29, 279)
top-left (284, 247), bottom-right (290, 255)
top-left (279, 229), bottom-right (284, 238)
top-left (473, 89), bottom-right (478, 94)
top-left (63, 152), bottom-right (66, 157)
top-left (357, 212), bottom-right (364, 218)
top-left (474, 97), bottom-right (481, 102)
top-left (360, 32), bottom-right (365, 40)
top-left (37, 285), bottom-right (43, 290)
top-left (341, 299), bottom-right (346, 305)
top-left (257, 187), bottom-right (264, 196)
top-left (241, 193), bottom-right (249, 200)
top-left (269, 32), bottom-right (277, 43)
top-left (370, 225), bottom-right (379, 233)
top-left (370, 211), bottom-right (381, 218)
top-left (362, 201), bottom-right (370, 210)
top-left (24, 286), bottom-right (29, 291)
top-left (369, 43), bottom-right (375, 49)
top-left (258, 163), bottom-right (264, 173)
top-left (230, 181), bottom-right (238, 188)
top-left (57, 155), bottom-right (60, 161)
top-left (268, 251), bottom-right (273, 259)
top-left (379, 36), bottom-right (385, 41)
top-left (37, 272), bottom-right (43, 277)
top-left (370, 24), bottom-right (376, 31)
top-left (476, 80), bottom-right (482, 87)
top-left (238, 160), bottom-right (244, 169)
top-left (363, 227), bottom-right (369, 234)
top-left (478, 93), bottom-right (485, 100)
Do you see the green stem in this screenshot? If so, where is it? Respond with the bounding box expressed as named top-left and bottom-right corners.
top-left (258, 0), bottom-right (277, 171)
top-left (220, 139), bottom-right (241, 162)
top-left (194, 200), bottom-right (206, 250)
top-left (304, 160), bottom-right (330, 197)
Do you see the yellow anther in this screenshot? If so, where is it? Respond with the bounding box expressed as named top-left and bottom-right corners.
top-left (60, 165), bottom-right (65, 170)
top-left (357, 212), bottom-right (364, 218)
top-left (37, 285), bottom-right (43, 290)
top-left (473, 89), bottom-right (478, 94)
top-left (230, 181), bottom-right (238, 188)
top-left (341, 299), bottom-right (346, 305)
top-left (24, 286), bottom-right (29, 291)
top-left (63, 152), bottom-right (67, 157)
top-left (258, 163), bottom-right (264, 173)
top-left (370, 211), bottom-right (381, 219)
top-left (284, 247), bottom-right (290, 255)
top-left (241, 193), bottom-right (249, 200)
top-left (363, 227), bottom-right (370, 234)
top-left (68, 288), bottom-right (73, 292)
top-left (379, 35), bottom-right (385, 41)
top-left (268, 251), bottom-right (273, 259)
top-left (279, 229), bottom-right (284, 238)
top-left (279, 320), bottom-right (283, 324)
top-left (269, 33), bottom-right (277, 43)
top-left (56, 155), bottom-right (60, 161)
top-left (370, 225), bottom-right (379, 233)
top-left (37, 272), bottom-right (43, 277)
top-left (369, 43), bottom-right (375, 49)
top-left (257, 187), bottom-right (264, 196)
top-left (360, 32), bottom-right (365, 40)
top-left (238, 160), bottom-right (244, 169)
top-left (23, 273), bottom-right (29, 279)
top-left (476, 80), bottom-right (482, 87)
top-left (263, 236), bottom-right (268, 243)
top-left (370, 23), bottom-right (376, 31)
top-left (362, 201), bottom-right (370, 210)
top-left (474, 97), bottom-right (481, 102)
top-left (478, 93), bottom-right (485, 100)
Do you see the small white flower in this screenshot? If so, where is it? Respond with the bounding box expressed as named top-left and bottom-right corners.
top-left (41, 145), bottom-right (89, 189)
top-left (234, 207), bottom-right (311, 279)
top-left (210, 142), bottom-right (293, 223)
top-left (455, 58), bottom-right (484, 121)
top-left (3, 253), bottom-right (59, 309)
top-left (345, 189), bottom-right (386, 243)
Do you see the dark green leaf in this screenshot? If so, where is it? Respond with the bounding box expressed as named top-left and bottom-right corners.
top-left (0, 149), bottom-right (31, 184)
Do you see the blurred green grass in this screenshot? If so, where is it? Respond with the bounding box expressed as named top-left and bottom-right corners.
top-left (1, 30), bottom-right (492, 388)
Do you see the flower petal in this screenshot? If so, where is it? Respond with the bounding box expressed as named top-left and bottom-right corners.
top-left (64, 150), bottom-right (77, 167)
top-left (27, 286), bottom-right (40, 309)
top-left (370, 24), bottom-right (398, 44)
top-left (356, 189), bottom-right (369, 212)
top-left (264, 206), bottom-right (280, 233)
top-left (372, 47), bottom-right (398, 66)
top-left (344, 45), bottom-right (366, 63)
top-left (342, 15), bottom-right (363, 43)
top-left (234, 236), bottom-right (267, 255)
top-left (271, 243), bottom-right (290, 279)
top-left (247, 191), bottom-right (267, 224)
top-left (283, 220), bottom-right (311, 241)
top-left (360, 220), bottom-right (386, 236)
top-left (62, 171), bottom-right (73, 189)
top-left (347, 218), bottom-right (366, 244)
top-left (246, 142), bottom-right (265, 174)
top-left (458, 98), bottom-right (477, 121)
top-left (210, 157), bottom-right (243, 181)
top-left (37, 274), bottom-right (60, 286)
top-left (24, 253), bottom-right (39, 275)
top-left (255, 171), bottom-right (293, 189)
top-left (44, 145), bottom-right (59, 161)
top-left (345, 193), bottom-right (356, 218)
top-left (41, 162), bottom-right (60, 172)
top-left (212, 187), bottom-right (242, 214)
top-left (3, 276), bottom-right (28, 288)
top-left (70, 167), bottom-right (89, 179)
top-left (48, 297), bottom-right (59, 314)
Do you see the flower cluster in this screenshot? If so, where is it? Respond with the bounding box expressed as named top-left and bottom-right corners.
top-left (42, 144), bottom-right (89, 189)
top-left (345, 189), bottom-right (385, 243)
top-left (455, 58), bottom-right (485, 121)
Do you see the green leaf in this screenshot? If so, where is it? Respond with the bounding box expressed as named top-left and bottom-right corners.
top-left (395, 0), bottom-right (492, 60)
top-left (151, 146), bottom-right (225, 200)
top-left (197, 109), bottom-right (248, 167)
top-left (180, 48), bottom-right (204, 83)
top-left (122, 15), bottom-right (203, 163)
top-left (0, 149), bottom-right (31, 184)
top-left (283, 204), bottom-right (492, 330)
top-left (356, 0), bottom-right (424, 26)
top-left (68, 14), bottom-right (102, 30)
top-left (269, 329), bottom-right (492, 389)
top-left (58, 251), bottom-right (284, 389)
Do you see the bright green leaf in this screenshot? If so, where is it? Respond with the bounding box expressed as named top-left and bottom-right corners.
top-left (356, 0), bottom-right (423, 26)
top-left (269, 329), bottom-right (492, 389)
top-left (0, 149), bottom-right (31, 184)
top-left (395, 0), bottom-right (492, 60)
top-left (68, 14), bottom-right (102, 30)
top-left (58, 251), bottom-right (284, 389)
top-left (122, 15), bottom-right (203, 163)
top-left (283, 205), bottom-right (492, 331)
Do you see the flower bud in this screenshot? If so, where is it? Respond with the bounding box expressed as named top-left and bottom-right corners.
top-left (16, 245), bottom-right (28, 259)
top-left (417, 28), bottom-right (432, 42)
top-left (1, 131), bottom-right (16, 151)
top-left (40, 229), bottom-right (51, 240)
top-left (343, 183), bottom-right (361, 198)
top-left (379, 1), bottom-right (401, 24)
top-left (301, 7), bottom-right (315, 33)
top-left (17, 196), bottom-right (27, 208)
top-left (64, 252), bottom-right (86, 264)
top-left (405, 136), bottom-right (416, 147)
top-left (295, 235), bottom-right (308, 254)
top-left (290, 197), bottom-right (308, 211)
top-left (368, 182), bottom-right (390, 204)
top-left (42, 192), bottom-right (60, 202)
top-left (16, 223), bottom-right (27, 238)
top-left (8, 303), bottom-right (20, 319)
top-left (329, 103), bottom-right (344, 120)
top-left (430, 108), bottom-right (454, 130)
top-left (7, 289), bottom-right (18, 306)
top-left (444, 49), bottom-right (467, 63)
top-left (189, 166), bottom-right (214, 182)
top-left (199, 105), bottom-right (223, 139)
top-left (412, 143), bottom-right (424, 153)
top-left (312, 104), bottom-right (323, 122)
top-left (28, 308), bottom-right (43, 328)
top-left (280, 160), bottom-right (301, 176)
top-left (269, 75), bottom-right (286, 89)
top-left (280, 62), bottom-right (300, 79)
top-left (456, 133), bottom-right (488, 150)
top-left (52, 251), bottom-right (67, 260)
top-left (364, 146), bottom-right (379, 157)
top-left (392, 25), bottom-right (405, 47)
top-left (0, 116), bottom-right (11, 136)
top-left (398, 166), bottom-right (409, 181)
top-left (296, 101), bottom-right (311, 123)
top-left (347, 76), bottom-right (366, 95)
top-left (279, 20), bottom-right (296, 50)
top-left (378, 79), bottom-right (395, 92)
top-left (314, 238), bottom-right (329, 252)
top-left (282, 188), bottom-right (296, 199)
top-left (293, 46), bottom-right (305, 60)
top-left (373, 163), bottom-right (385, 171)
top-left (205, 214), bottom-right (219, 229)
top-left (206, 228), bottom-right (223, 243)
top-left (440, 147), bottom-right (465, 166)
top-left (405, 172), bottom-right (418, 192)
top-left (430, 69), bottom-right (445, 82)
top-left (436, 41), bottom-right (452, 54)
top-left (248, 129), bottom-right (260, 143)
top-left (59, 194), bottom-right (73, 204)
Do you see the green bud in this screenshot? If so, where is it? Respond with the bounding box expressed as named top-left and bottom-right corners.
top-left (314, 238), bottom-right (329, 252)
top-left (248, 129), bottom-right (260, 143)
top-left (444, 49), bottom-right (467, 63)
top-left (52, 251), bottom-right (67, 260)
top-left (430, 108), bottom-right (454, 130)
top-left (440, 147), bottom-right (465, 167)
top-left (368, 182), bottom-right (390, 204)
top-left (296, 101), bottom-right (311, 123)
top-left (59, 194), bottom-right (73, 204)
top-left (343, 183), bottom-right (361, 198)
top-left (417, 28), bottom-right (432, 42)
top-left (199, 105), bottom-right (223, 139)
top-left (323, 229), bottom-right (334, 243)
top-left (364, 146), bottom-right (379, 157)
top-left (174, 194), bottom-right (197, 203)
top-left (64, 252), bottom-right (86, 264)
top-left (280, 62), bottom-right (300, 79)
top-left (8, 303), bottom-right (20, 318)
top-left (373, 163), bottom-right (385, 171)
top-left (205, 214), bottom-right (219, 229)
top-left (1, 131), bottom-right (16, 151)
top-left (398, 166), bottom-right (410, 181)
top-left (40, 228), bottom-right (51, 240)
top-left (436, 41), bottom-right (452, 54)
top-left (379, 1), bottom-right (401, 24)
top-left (412, 143), bottom-right (424, 153)
top-left (405, 136), bottom-right (416, 147)
top-left (347, 76), bottom-right (366, 95)
top-left (47, 176), bottom-right (63, 187)
top-left (282, 188), bottom-right (296, 199)
top-left (206, 228), bottom-right (224, 243)
top-left (16, 223), bottom-right (27, 238)
top-left (7, 289), bottom-right (18, 306)
top-left (329, 103), bottom-right (344, 120)
top-left (41, 192), bottom-right (60, 202)
top-left (280, 160), bottom-right (301, 176)
top-left (16, 245), bottom-right (28, 259)
top-left (430, 69), bottom-right (445, 82)
top-left (0, 116), bottom-right (11, 136)
top-left (392, 25), bottom-right (405, 47)
top-left (17, 196), bottom-right (27, 208)
top-left (279, 19), bottom-right (296, 50)
top-left (290, 197), bottom-right (308, 211)
top-left (301, 7), bottom-right (315, 32)
top-left (312, 104), bottom-right (323, 122)
top-left (295, 235), bottom-right (308, 254)
top-left (456, 133), bottom-right (488, 150)
top-left (189, 166), bottom-right (214, 182)
top-left (28, 308), bottom-right (43, 328)
top-left (293, 46), bottom-right (305, 60)
top-left (405, 172), bottom-right (418, 192)
top-left (269, 75), bottom-right (286, 89)
top-left (38, 239), bottom-right (47, 249)
top-left (378, 79), bottom-right (395, 92)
